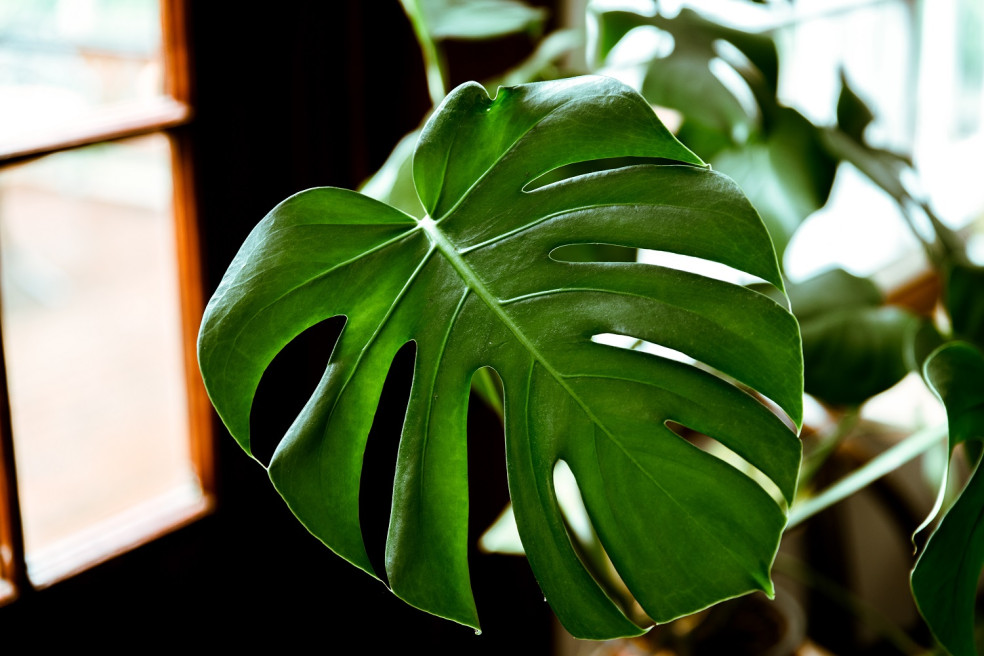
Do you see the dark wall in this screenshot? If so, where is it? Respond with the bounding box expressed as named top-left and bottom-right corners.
top-left (2, 3), bottom-right (559, 650)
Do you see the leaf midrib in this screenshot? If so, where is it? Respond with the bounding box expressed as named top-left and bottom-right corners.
top-left (421, 217), bottom-right (603, 422)
top-left (420, 218), bottom-right (760, 574)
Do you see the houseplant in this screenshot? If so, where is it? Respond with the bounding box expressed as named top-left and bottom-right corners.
top-left (197, 71), bottom-right (803, 639)
top-left (197, 0), bottom-right (984, 653)
top-left (585, 2), bottom-right (984, 654)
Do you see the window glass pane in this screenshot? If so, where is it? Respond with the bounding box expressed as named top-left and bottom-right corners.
top-left (0, 0), bottom-right (162, 147)
top-left (0, 134), bottom-right (199, 579)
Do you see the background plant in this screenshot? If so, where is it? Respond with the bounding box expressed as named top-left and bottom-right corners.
top-left (586, 2), bottom-right (984, 654)
top-left (201, 1), bottom-right (984, 654)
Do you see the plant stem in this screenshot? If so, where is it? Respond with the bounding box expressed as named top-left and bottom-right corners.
top-left (787, 424), bottom-right (947, 529)
top-left (399, 0), bottom-right (448, 106)
top-left (798, 407), bottom-right (861, 486)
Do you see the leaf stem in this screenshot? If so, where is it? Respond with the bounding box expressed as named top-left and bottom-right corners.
top-left (787, 424), bottom-right (947, 530)
top-left (399, 0), bottom-right (448, 106)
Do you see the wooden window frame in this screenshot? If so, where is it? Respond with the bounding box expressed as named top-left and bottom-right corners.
top-left (0, 0), bottom-right (213, 603)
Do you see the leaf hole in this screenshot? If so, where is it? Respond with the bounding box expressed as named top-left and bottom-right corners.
top-left (468, 367), bottom-right (548, 628)
top-left (550, 244), bottom-right (772, 288)
top-left (466, 368), bottom-right (510, 549)
top-left (523, 156), bottom-right (681, 193)
top-left (636, 248), bottom-right (768, 286)
top-left (250, 315), bottom-right (346, 467)
top-left (591, 333), bottom-right (695, 365)
top-left (552, 460), bottom-right (642, 621)
top-left (591, 332), bottom-right (796, 432)
top-left (664, 420), bottom-right (787, 510)
top-left (359, 340), bottom-right (417, 585)
top-left (550, 243), bottom-right (638, 263)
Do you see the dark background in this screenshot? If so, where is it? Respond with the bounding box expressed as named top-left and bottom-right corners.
top-left (1, 2), bottom-right (562, 649)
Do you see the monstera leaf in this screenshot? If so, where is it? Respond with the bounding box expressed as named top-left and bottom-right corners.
top-left (711, 107), bottom-right (837, 256)
top-left (787, 268), bottom-right (923, 406)
top-left (198, 76), bottom-right (803, 639)
top-left (913, 342), bottom-right (984, 656)
top-left (588, 4), bottom-right (779, 144)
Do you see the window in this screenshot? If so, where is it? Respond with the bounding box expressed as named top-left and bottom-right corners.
top-left (0, 0), bottom-right (211, 600)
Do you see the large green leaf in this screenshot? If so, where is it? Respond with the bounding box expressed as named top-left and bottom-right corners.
top-left (913, 342), bottom-right (984, 656)
top-left (198, 76), bottom-right (803, 638)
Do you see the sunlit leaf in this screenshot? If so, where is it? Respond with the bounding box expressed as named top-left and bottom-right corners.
top-left (418, 0), bottom-right (546, 40)
top-left (913, 342), bottom-right (984, 656)
top-left (198, 76), bottom-right (802, 639)
top-left (712, 108), bottom-right (837, 256)
top-left (589, 5), bottom-right (779, 143)
top-left (360, 128), bottom-right (425, 218)
top-left (492, 28), bottom-right (585, 87)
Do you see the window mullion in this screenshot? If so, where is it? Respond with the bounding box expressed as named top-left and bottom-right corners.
top-left (0, 314), bottom-right (30, 603)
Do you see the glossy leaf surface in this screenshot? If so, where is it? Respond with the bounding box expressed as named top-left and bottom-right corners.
top-left (198, 76), bottom-right (803, 638)
top-left (913, 342), bottom-right (984, 656)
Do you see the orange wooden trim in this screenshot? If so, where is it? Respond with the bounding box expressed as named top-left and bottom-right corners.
top-left (27, 485), bottom-right (213, 588)
top-left (885, 268), bottom-right (942, 317)
top-left (161, 0), bottom-right (193, 104)
top-left (162, 0), bottom-right (214, 498)
top-left (0, 97), bottom-right (191, 167)
top-left (169, 130), bottom-right (215, 497)
top-left (0, 301), bottom-right (29, 599)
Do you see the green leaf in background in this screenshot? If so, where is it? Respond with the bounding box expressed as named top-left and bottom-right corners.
top-left (786, 267), bottom-right (882, 322)
top-left (787, 269), bottom-right (921, 406)
top-left (399, 0), bottom-right (548, 105)
top-left (490, 27), bottom-right (585, 87)
top-left (913, 342), bottom-right (984, 656)
top-left (836, 70), bottom-right (875, 143)
top-left (587, 2), bottom-right (838, 258)
top-left (711, 108), bottom-right (837, 257)
top-left (589, 5), bottom-right (779, 144)
top-left (360, 128), bottom-right (425, 218)
top-left (820, 127), bottom-right (912, 206)
top-left (823, 73), bottom-right (912, 203)
top-left (946, 262), bottom-right (984, 349)
top-left (416, 0), bottom-right (546, 40)
top-left (198, 76), bottom-right (802, 638)
top-left (800, 305), bottom-right (921, 407)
